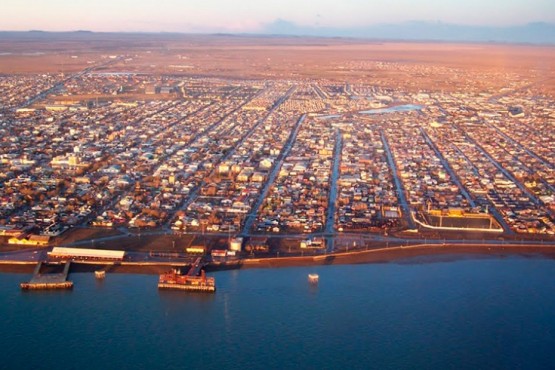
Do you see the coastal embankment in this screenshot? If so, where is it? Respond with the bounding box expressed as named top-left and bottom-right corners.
top-left (2, 243), bottom-right (555, 275)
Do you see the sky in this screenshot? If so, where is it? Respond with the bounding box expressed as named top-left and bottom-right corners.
top-left (2, 0), bottom-right (555, 33)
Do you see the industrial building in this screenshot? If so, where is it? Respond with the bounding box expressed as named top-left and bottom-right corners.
top-left (48, 247), bottom-right (126, 261)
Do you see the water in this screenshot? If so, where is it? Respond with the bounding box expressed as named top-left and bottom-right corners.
top-left (316, 114), bottom-right (342, 120)
top-left (360, 104), bottom-right (423, 114)
top-left (2, 256), bottom-right (555, 370)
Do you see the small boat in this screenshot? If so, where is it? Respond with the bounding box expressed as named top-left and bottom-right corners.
top-left (308, 274), bottom-right (319, 284)
top-left (95, 270), bottom-right (106, 279)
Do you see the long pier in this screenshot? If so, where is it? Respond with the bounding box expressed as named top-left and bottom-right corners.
top-left (158, 257), bottom-right (215, 292)
top-left (20, 261), bottom-right (73, 290)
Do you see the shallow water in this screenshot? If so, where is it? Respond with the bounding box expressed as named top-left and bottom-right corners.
top-left (360, 104), bottom-right (423, 114)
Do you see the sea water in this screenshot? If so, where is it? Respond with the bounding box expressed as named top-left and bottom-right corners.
top-left (2, 256), bottom-right (555, 370)
top-left (360, 104), bottom-right (423, 114)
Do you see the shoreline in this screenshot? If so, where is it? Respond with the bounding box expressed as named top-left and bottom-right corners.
top-left (2, 243), bottom-right (555, 275)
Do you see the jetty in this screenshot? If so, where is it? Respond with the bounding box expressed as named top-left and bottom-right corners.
top-left (158, 257), bottom-right (216, 292)
top-left (20, 261), bottom-right (73, 290)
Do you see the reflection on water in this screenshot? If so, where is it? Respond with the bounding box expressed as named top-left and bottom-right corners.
top-left (2, 257), bottom-right (555, 369)
top-left (316, 114), bottom-right (342, 119)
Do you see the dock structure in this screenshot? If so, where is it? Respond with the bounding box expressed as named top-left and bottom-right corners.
top-left (158, 257), bottom-right (215, 293)
top-left (20, 261), bottom-right (73, 290)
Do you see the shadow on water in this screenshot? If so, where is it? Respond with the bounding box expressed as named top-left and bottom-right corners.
top-left (157, 289), bottom-right (216, 304)
top-left (20, 289), bottom-right (74, 296)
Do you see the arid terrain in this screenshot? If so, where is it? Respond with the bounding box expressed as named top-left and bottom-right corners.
top-left (1, 32), bottom-right (554, 93)
top-left (1, 32), bottom-right (554, 258)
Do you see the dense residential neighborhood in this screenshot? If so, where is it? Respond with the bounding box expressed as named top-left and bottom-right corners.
top-left (1, 58), bottom-right (554, 247)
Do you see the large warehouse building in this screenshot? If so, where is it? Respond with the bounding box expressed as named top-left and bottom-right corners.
top-left (48, 247), bottom-right (126, 261)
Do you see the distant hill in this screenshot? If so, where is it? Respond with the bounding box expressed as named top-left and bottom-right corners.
top-left (262, 20), bottom-right (555, 44)
top-left (1, 22), bottom-right (554, 45)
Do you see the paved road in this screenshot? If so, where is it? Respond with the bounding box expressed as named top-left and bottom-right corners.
top-left (464, 132), bottom-right (542, 206)
top-left (380, 130), bottom-right (416, 229)
top-left (18, 57), bottom-right (122, 109)
top-left (488, 123), bottom-right (555, 194)
top-left (490, 123), bottom-right (554, 172)
top-left (325, 129), bottom-right (342, 252)
top-left (449, 143), bottom-right (515, 235)
top-left (3, 233), bottom-right (554, 265)
top-left (240, 113), bottom-right (306, 236)
top-left (420, 127), bottom-right (476, 208)
top-left (165, 86), bottom-right (275, 227)
top-left (173, 85), bottom-right (297, 232)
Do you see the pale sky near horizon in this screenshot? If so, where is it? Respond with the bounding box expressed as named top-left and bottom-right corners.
top-left (2, 0), bottom-right (554, 33)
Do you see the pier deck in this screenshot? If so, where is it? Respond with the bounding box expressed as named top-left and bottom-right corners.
top-left (158, 257), bottom-right (216, 292)
top-left (20, 261), bottom-right (73, 290)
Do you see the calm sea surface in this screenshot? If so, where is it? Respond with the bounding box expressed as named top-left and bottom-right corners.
top-left (2, 256), bottom-right (555, 370)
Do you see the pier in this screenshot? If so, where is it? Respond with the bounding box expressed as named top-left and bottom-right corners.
top-left (158, 257), bottom-right (215, 292)
top-left (186, 257), bottom-right (203, 277)
top-left (20, 261), bottom-right (73, 290)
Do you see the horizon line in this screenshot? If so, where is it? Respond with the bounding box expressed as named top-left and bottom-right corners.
top-left (0, 28), bottom-right (554, 47)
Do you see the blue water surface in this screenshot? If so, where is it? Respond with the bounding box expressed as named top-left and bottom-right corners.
top-left (360, 104), bottom-right (423, 114)
top-left (2, 256), bottom-right (555, 370)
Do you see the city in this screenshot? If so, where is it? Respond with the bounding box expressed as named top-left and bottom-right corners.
top-left (2, 0), bottom-right (555, 365)
top-left (1, 37), bottom-right (554, 259)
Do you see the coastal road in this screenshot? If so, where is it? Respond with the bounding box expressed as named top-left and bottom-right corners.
top-left (0, 248), bottom-right (48, 262)
top-left (4, 233), bottom-right (554, 265)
